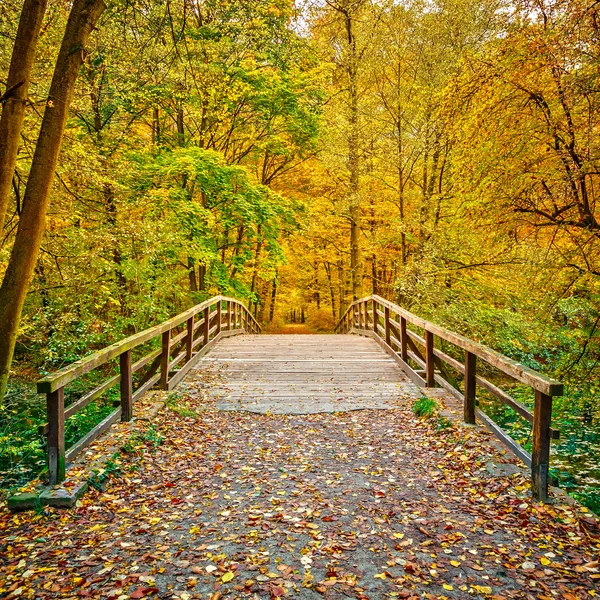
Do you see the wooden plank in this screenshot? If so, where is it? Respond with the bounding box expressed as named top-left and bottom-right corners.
top-left (531, 390), bottom-right (553, 500)
top-left (430, 345), bottom-right (559, 439)
top-left (476, 408), bottom-right (532, 467)
top-left (132, 372), bottom-right (161, 403)
top-left (203, 306), bottom-right (210, 346)
top-left (137, 353), bottom-right (161, 388)
top-left (400, 317), bottom-right (408, 362)
top-left (186, 316), bottom-right (194, 361)
top-left (355, 330), bottom-right (426, 387)
top-left (425, 331), bottom-right (435, 387)
top-left (160, 330), bottom-right (171, 389)
top-left (464, 351), bottom-right (476, 424)
top-left (169, 350), bottom-right (186, 371)
top-left (370, 294), bottom-right (563, 396)
top-left (408, 349), bottom-right (425, 369)
top-left (47, 388), bottom-right (65, 485)
top-left (372, 298), bottom-right (378, 335)
top-left (167, 330), bottom-right (247, 390)
top-left (120, 350), bottom-right (133, 422)
top-left (64, 374), bottom-right (120, 421)
top-left (384, 306), bottom-right (391, 346)
top-left (405, 329), bottom-right (457, 384)
top-left (65, 407), bottom-right (122, 464)
top-left (433, 345), bottom-right (464, 374)
top-left (132, 348), bottom-right (162, 374)
top-left (37, 295), bottom-right (242, 393)
top-left (170, 329), bottom-right (187, 346)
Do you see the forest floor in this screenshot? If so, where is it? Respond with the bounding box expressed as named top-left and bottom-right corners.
top-left (1, 366), bottom-right (599, 600)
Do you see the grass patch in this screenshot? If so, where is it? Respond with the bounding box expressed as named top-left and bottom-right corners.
top-left (121, 425), bottom-right (164, 455)
top-left (436, 415), bottom-right (454, 432)
top-left (87, 456), bottom-right (124, 491)
top-left (165, 391), bottom-right (199, 419)
top-left (412, 396), bottom-right (438, 419)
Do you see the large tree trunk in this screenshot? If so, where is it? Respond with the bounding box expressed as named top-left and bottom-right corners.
top-left (269, 274), bottom-right (277, 323)
top-left (324, 262), bottom-right (336, 320)
top-left (0, 0), bottom-right (106, 399)
top-left (0, 0), bottom-right (48, 233)
top-left (397, 116), bottom-right (407, 265)
top-left (250, 225), bottom-right (263, 316)
top-left (188, 256), bottom-right (198, 291)
top-left (344, 8), bottom-right (363, 300)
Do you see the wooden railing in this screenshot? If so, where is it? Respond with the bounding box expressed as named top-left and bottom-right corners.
top-left (335, 294), bottom-right (563, 501)
top-left (37, 296), bottom-right (260, 485)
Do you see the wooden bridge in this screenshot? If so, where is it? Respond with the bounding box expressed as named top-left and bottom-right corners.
top-left (37, 294), bottom-right (563, 501)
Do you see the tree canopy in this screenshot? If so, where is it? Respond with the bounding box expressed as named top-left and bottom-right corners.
top-left (1, 0), bottom-right (600, 510)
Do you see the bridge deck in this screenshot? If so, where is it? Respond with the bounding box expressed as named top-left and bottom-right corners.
top-left (201, 334), bottom-right (421, 413)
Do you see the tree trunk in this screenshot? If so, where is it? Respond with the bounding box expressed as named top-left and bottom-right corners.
top-left (324, 262), bottom-right (336, 320)
top-left (345, 10), bottom-right (362, 300)
top-left (198, 264), bottom-right (206, 291)
top-left (0, 0), bottom-right (48, 233)
top-left (188, 256), bottom-right (198, 291)
top-left (250, 224), bottom-right (263, 313)
top-left (397, 117), bottom-right (407, 265)
top-left (0, 0), bottom-right (106, 400)
top-left (269, 274), bottom-right (277, 323)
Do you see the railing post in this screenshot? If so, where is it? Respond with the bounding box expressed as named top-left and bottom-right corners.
top-left (186, 315), bottom-right (194, 360)
top-left (464, 351), bottom-right (476, 424)
top-left (425, 330), bottom-right (435, 387)
top-left (216, 302), bottom-right (222, 336)
top-left (160, 330), bottom-right (171, 389)
top-left (532, 391), bottom-right (553, 501)
top-left (203, 306), bottom-right (210, 345)
top-left (226, 301), bottom-right (231, 331)
top-left (384, 306), bottom-right (390, 346)
top-left (400, 316), bottom-right (408, 362)
top-left (372, 299), bottom-right (378, 336)
top-left (120, 350), bottom-right (132, 421)
top-left (357, 303), bottom-right (362, 329)
top-left (47, 388), bottom-right (65, 485)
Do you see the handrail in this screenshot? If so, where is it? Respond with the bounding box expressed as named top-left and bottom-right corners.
top-left (335, 294), bottom-right (562, 501)
top-left (38, 296), bottom-right (260, 485)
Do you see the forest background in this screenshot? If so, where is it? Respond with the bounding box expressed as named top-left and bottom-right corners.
top-left (1, 0), bottom-right (599, 512)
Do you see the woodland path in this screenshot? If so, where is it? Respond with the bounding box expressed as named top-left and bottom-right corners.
top-left (1, 334), bottom-right (599, 600)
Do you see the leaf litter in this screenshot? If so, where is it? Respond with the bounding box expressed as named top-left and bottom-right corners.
top-left (1, 368), bottom-right (599, 600)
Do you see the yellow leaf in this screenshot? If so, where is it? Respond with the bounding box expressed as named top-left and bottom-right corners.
top-left (540, 557), bottom-right (551, 566)
top-left (374, 573), bottom-right (387, 580)
top-left (443, 584), bottom-right (453, 591)
top-left (450, 560), bottom-right (461, 567)
top-left (392, 533), bottom-right (404, 539)
top-left (222, 572), bottom-right (234, 583)
top-left (471, 585), bottom-right (492, 594)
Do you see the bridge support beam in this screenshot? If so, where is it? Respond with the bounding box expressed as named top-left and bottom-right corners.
top-left (532, 391), bottom-right (552, 501)
top-left (464, 351), bottom-right (476, 424)
top-left (425, 331), bottom-right (435, 387)
top-left (120, 350), bottom-right (132, 421)
top-left (47, 388), bottom-right (65, 486)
